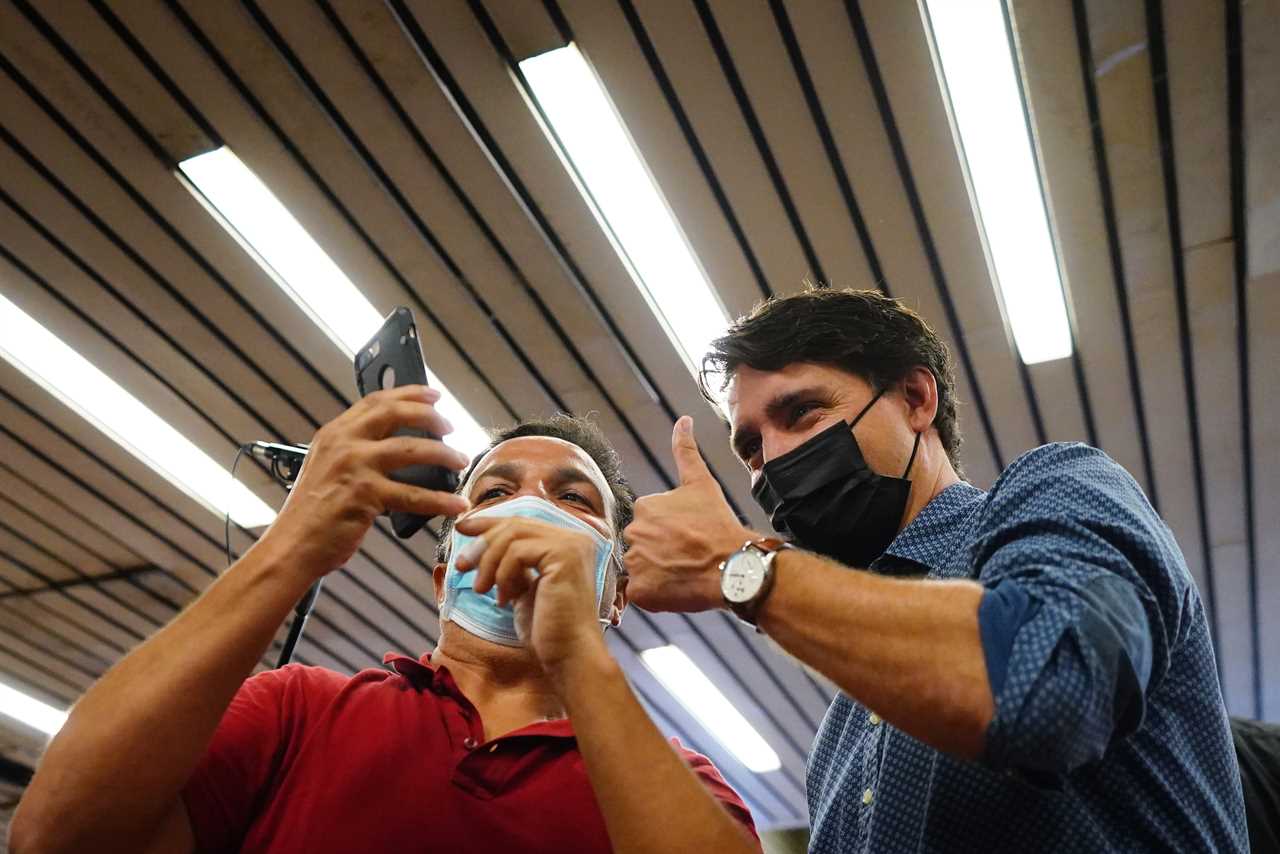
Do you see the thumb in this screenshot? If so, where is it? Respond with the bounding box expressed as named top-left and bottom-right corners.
top-left (671, 416), bottom-right (713, 486)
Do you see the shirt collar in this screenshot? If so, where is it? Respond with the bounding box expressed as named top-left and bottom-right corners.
top-left (872, 481), bottom-right (985, 575)
top-left (381, 651), bottom-right (576, 739)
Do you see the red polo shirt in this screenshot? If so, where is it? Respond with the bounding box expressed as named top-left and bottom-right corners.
top-left (181, 653), bottom-right (759, 852)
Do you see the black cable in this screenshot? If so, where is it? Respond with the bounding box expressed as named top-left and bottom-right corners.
top-left (225, 443), bottom-right (252, 569)
top-left (226, 441), bottom-right (321, 668)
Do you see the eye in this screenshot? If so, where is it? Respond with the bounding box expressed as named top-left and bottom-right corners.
top-left (787, 402), bottom-right (820, 426)
top-left (560, 490), bottom-right (593, 507)
top-left (476, 486), bottom-right (510, 502)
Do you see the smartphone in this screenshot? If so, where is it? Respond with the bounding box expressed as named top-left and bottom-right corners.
top-left (354, 306), bottom-right (460, 539)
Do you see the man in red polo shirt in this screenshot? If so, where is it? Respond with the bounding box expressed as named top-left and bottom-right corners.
top-left (13, 388), bottom-right (760, 853)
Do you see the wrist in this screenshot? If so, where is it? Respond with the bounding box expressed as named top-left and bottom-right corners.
top-left (240, 527), bottom-right (321, 597)
top-left (545, 632), bottom-right (618, 697)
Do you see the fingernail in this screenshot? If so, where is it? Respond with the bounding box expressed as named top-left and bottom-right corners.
top-left (457, 535), bottom-right (487, 566)
top-left (440, 416), bottom-right (455, 434)
top-left (677, 416), bottom-right (691, 434)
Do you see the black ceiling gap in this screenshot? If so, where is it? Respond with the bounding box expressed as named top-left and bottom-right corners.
top-left (1224, 0), bottom-right (1260, 719)
top-left (1068, 0), bottom-right (1160, 511)
top-left (1143, 0), bottom-right (1222, 675)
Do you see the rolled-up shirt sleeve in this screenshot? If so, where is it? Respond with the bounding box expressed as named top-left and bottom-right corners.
top-left (971, 444), bottom-right (1186, 779)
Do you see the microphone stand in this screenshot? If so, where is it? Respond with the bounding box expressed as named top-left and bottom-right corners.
top-left (278, 577), bottom-right (322, 668)
top-left (249, 442), bottom-right (325, 669)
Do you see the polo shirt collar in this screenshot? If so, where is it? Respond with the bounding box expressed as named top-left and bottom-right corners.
top-left (381, 651), bottom-right (575, 739)
top-left (872, 481), bottom-right (985, 576)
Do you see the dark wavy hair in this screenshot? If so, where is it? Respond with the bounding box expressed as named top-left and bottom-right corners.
top-left (699, 286), bottom-right (964, 473)
top-left (434, 414), bottom-right (636, 563)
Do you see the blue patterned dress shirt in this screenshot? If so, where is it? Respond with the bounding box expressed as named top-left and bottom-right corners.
top-left (806, 443), bottom-right (1247, 853)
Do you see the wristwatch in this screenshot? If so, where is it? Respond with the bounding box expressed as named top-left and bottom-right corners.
top-left (719, 537), bottom-right (793, 629)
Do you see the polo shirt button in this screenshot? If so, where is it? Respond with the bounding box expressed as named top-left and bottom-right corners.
top-left (463, 737), bottom-right (477, 750)
top-left (867, 713), bottom-right (881, 726)
top-left (862, 788), bottom-right (874, 806)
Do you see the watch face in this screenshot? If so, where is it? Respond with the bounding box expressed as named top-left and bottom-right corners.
top-left (722, 551), bottom-right (767, 604)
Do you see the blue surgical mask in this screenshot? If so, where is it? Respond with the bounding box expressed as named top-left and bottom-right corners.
top-left (441, 495), bottom-right (619, 647)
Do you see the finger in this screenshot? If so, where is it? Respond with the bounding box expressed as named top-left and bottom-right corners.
top-left (493, 541), bottom-right (540, 606)
top-left (454, 514), bottom-right (500, 538)
top-left (360, 398), bottom-right (454, 441)
top-left (371, 435), bottom-right (470, 473)
top-left (471, 522), bottom-right (517, 594)
top-left (380, 481), bottom-right (470, 519)
top-left (352, 384), bottom-right (440, 419)
top-left (671, 416), bottom-right (713, 486)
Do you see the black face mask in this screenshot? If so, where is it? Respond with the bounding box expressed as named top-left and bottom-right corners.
top-left (750, 390), bottom-right (921, 569)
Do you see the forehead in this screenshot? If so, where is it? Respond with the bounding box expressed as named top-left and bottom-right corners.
top-left (727, 362), bottom-right (870, 428)
top-left (465, 435), bottom-right (611, 495)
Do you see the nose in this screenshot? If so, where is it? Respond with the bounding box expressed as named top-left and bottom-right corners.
top-left (761, 429), bottom-right (803, 468)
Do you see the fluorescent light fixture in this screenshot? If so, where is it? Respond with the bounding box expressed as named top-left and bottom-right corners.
top-left (177, 147), bottom-right (488, 456)
top-left (925, 0), bottom-right (1073, 364)
top-left (520, 45), bottom-right (730, 381)
top-left (0, 292), bottom-right (277, 528)
top-left (641, 644), bottom-right (781, 773)
top-left (0, 679), bottom-right (66, 736)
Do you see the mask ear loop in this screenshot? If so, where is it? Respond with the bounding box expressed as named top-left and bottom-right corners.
top-left (902, 430), bottom-right (922, 479)
top-left (850, 387), bottom-right (887, 428)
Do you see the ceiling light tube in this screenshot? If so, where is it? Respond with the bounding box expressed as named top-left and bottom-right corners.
top-left (924, 0), bottom-right (1074, 364)
top-left (520, 45), bottom-right (730, 381)
top-left (0, 678), bottom-right (66, 736)
top-left (641, 644), bottom-right (782, 773)
top-left (0, 291), bottom-right (277, 528)
top-left (177, 147), bottom-right (488, 456)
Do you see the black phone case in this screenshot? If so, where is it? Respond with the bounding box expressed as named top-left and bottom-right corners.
top-left (354, 307), bottom-right (460, 539)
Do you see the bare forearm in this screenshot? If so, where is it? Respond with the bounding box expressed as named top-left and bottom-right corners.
top-left (14, 532), bottom-right (314, 851)
top-left (758, 552), bottom-right (993, 758)
top-left (551, 643), bottom-right (758, 854)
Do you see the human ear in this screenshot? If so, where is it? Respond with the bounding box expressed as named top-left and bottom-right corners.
top-left (432, 563), bottom-right (447, 607)
top-left (901, 367), bottom-right (939, 433)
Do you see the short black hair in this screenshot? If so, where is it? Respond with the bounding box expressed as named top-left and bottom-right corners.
top-left (699, 286), bottom-right (964, 473)
top-left (434, 414), bottom-right (636, 563)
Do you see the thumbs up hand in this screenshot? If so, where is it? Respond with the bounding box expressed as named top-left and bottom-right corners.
top-left (622, 416), bottom-right (758, 613)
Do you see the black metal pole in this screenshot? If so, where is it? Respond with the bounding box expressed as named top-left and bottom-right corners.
top-left (276, 578), bottom-right (323, 668)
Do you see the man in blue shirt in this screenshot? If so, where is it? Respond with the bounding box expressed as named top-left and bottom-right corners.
top-left (623, 288), bottom-right (1247, 852)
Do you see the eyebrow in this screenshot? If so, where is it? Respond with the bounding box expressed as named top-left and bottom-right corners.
top-left (731, 386), bottom-right (830, 462)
